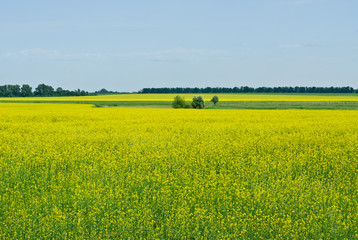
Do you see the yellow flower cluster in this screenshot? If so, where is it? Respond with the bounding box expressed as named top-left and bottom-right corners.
top-left (0, 103), bottom-right (357, 238)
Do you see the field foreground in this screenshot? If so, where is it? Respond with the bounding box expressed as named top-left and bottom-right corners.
top-left (0, 103), bottom-right (357, 238)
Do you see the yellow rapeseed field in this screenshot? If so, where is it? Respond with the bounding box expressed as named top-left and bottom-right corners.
top-left (0, 103), bottom-right (357, 238)
top-left (1, 93), bottom-right (358, 102)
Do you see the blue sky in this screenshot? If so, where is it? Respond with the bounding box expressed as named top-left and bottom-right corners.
top-left (1, 0), bottom-right (357, 92)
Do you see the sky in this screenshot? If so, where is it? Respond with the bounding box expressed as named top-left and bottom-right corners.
top-left (1, 0), bottom-right (357, 92)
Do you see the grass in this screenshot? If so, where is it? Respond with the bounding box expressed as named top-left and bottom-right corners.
top-left (93, 101), bottom-right (358, 110)
top-left (2, 100), bottom-right (358, 109)
top-left (206, 101), bottom-right (358, 110)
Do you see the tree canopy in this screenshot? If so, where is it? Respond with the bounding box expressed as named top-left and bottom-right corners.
top-left (192, 95), bottom-right (205, 109)
top-left (0, 84), bottom-right (88, 97)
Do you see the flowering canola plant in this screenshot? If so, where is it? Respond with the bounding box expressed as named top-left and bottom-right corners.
top-left (0, 103), bottom-right (357, 239)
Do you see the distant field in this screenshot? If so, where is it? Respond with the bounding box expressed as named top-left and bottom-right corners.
top-left (2, 93), bottom-right (358, 110)
top-left (1, 93), bottom-right (358, 102)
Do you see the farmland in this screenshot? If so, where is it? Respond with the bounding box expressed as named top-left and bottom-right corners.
top-left (2, 93), bottom-right (358, 110)
top-left (0, 103), bottom-right (357, 238)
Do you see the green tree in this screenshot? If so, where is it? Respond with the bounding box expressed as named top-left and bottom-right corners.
top-left (8, 85), bottom-right (21, 97)
top-left (211, 95), bottom-right (219, 105)
top-left (56, 87), bottom-right (64, 96)
top-left (191, 95), bottom-right (205, 109)
top-left (97, 88), bottom-right (109, 94)
top-left (34, 84), bottom-right (54, 96)
top-left (21, 84), bottom-right (33, 97)
top-left (0, 85), bottom-right (8, 97)
top-left (172, 95), bottom-right (187, 108)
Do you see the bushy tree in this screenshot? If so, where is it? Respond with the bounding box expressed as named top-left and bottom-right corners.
top-left (211, 95), bottom-right (219, 105)
top-left (34, 84), bottom-right (54, 96)
top-left (56, 87), bottom-right (64, 96)
top-left (21, 84), bottom-right (33, 97)
top-left (97, 88), bottom-right (109, 94)
top-left (172, 95), bottom-right (187, 108)
top-left (8, 85), bottom-right (21, 97)
top-left (192, 95), bottom-right (205, 109)
top-left (0, 85), bottom-right (7, 97)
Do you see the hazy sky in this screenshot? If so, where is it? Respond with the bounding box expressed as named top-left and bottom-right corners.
top-left (1, 0), bottom-right (357, 92)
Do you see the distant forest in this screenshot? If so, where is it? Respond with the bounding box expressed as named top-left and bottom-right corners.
top-left (0, 84), bottom-right (89, 97)
top-left (1, 84), bottom-right (357, 97)
top-left (0, 84), bottom-right (125, 97)
top-left (140, 86), bottom-right (358, 94)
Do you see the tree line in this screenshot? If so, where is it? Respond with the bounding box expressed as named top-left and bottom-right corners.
top-left (0, 84), bottom-right (89, 97)
top-left (140, 86), bottom-right (358, 94)
top-left (2, 84), bottom-right (357, 97)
